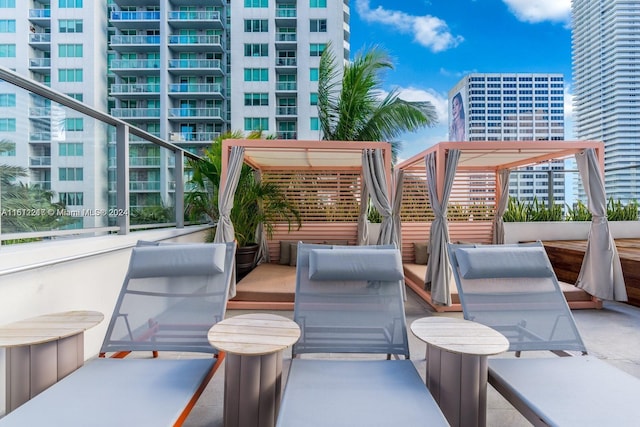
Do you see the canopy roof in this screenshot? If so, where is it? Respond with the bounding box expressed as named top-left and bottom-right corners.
top-left (397, 141), bottom-right (605, 173)
top-left (223, 139), bottom-right (391, 171)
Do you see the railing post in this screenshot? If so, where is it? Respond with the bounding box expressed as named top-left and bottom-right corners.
top-left (175, 150), bottom-right (185, 228)
top-left (116, 123), bottom-right (130, 234)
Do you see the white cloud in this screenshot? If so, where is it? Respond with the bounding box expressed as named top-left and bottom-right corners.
top-left (564, 84), bottom-right (573, 119)
top-left (397, 87), bottom-right (448, 126)
top-left (355, 0), bottom-right (463, 52)
top-left (502, 0), bottom-right (571, 23)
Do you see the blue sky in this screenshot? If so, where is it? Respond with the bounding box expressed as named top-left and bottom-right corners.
top-left (348, 0), bottom-right (573, 160)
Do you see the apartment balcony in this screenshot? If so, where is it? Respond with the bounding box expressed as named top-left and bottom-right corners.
top-left (130, 181), bottom-right (161, 191)
top-left (28, 9), bottom-right (51, 27)
top-left (28, 33), bottom-right (51, 51)
top-left (29, 107), bottom-right (51, 118)
top-left (168, 107), bottom-right (222, 121)
top-left (29, 132), bottom-right (51, 142)
top-left (109, 11), bottom-right (160, 30)
top-left (168, 83), bottom-right (223, 98)
top-left (129, 156), bottom-right (161, 167)
top-left (168, 35), bottom-right (223, 53)
top-left (275, 7), bottom-right (297, 26)
top-left (110, 35), bottom-right (160, 53)
top-left (29, 58), bottom-right (51, 73)
top-left (30, 180), bottom-right (51, 190)
top-left (276, 106), bottom-right (297, 116)
top-left (276, 81), bottom-right (297, 92)
top-left (109, 59), bottom-right (160, 76)
top-left (168, 59), bottom-right (223, 76)
top-left (276, 33), bottom-right (297, 50)
top-left (167, 11), bottom-right (223, 30)
top-left (169, 131), bottom-right (220, 143)
top-left (29, 156), bottom-right (51, 167)
top-left (276, 57), bottom-right (297, 67)
top-left (276, 130), bottom-right (297, 140)
top-left (110, 83), bottom-right (161, 99)
top-left (111, 108), bottom-right (161, 120)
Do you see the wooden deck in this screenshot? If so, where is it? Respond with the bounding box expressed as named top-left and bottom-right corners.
top-left (542, 239), bottom-right (640, 308)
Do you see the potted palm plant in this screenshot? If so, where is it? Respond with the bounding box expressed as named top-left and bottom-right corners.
top-left (186, 131), bottom-right (301, 278)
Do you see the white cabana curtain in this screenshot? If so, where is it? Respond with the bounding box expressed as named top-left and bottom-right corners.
top-left (392, 169), bottom-right (405, 252)
top-left (425, 149), bottom-right (460, 306)
top-left (575, 149), bottom-right (627, 301)
top-left (362, 149), bottom-right (398, 247)
top-left (493, 169), bottom-right (511, 244)
top-left (214, 145), bottom-right (245, 298)
top-left (357, 182), bottom-right (370, 246)
top-left (254, 169), bottom-right (270, 265)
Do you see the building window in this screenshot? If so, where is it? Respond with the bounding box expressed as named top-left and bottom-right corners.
top-left (310, 43), bottom-right (326, 57)
top-left (59, 192), bottom-right (83, 206)
top-left (0, 118), bottom-right (16, 131)
top-left (59, 19), bottom-right (83, 33)
top-left (244, 44), bottom-right (268, 57)
top-left (244, 0), bottom-right (267, 7)
top-left (310, 93), bottom-right (318, 105)
top-left (244, 93), bottom-right (269, 106)
top-left (244, 117), bottom-right (268, 131)
top-left (0, 142), bottom-right (15, 156)
top-left (0, 0), bottom-right (15, 7)
top-left (59, 69), bottom-right (83, 82)
top-left (0, 93), bottom-right (15, 106)
top-left (58, 44), bottom-right (83, 58)
top-left (59, 167), bottom-right (83, 181)
top-left (59, 0), bottom-right (82, 7)
top-left (244, 68), bottom-right (268, 82)
top-left (310, 68), bottom-right (319, 81)
top-left (0, 19), bottom-right (15, 32)
top-left (310, 0), bottom-right (327, 7)
top-left (66, 93), bottom-right (83, 101)
top-left (310, 19), bottom-right (327, 32)
top-left (310, 117), bottom-right (320, 131)
top-left (0, 44), bottom-right (15, 57)
top-left (244, 19), bottom-right (268, 32)
top-left (65, 118), bottom-right (84, 131)
top-left (59, 142), bottom-right (83, 156)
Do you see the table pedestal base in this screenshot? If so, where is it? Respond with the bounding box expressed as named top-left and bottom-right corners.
top-left (425, 344), bottom-right (488, 427)
top-left (223, 352), bottom-right (283, 427)
top-left (6, 333), bottom-right (84, 413)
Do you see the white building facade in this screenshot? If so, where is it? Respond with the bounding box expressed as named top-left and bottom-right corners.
top-left (448, 73), bottom-right (567, 205)
top-left (573, 0), bottom-right (640, 202)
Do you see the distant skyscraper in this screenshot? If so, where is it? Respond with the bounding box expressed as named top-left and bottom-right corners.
top-left (573, 0), bottom-right (640, 202)
top-left (449, 73), bottom-right (566, 205)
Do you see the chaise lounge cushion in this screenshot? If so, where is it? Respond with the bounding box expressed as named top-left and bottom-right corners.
top-left (308, 248), bottom-right (403, 281)
top-left (455, 246), bottom-right (554, 279)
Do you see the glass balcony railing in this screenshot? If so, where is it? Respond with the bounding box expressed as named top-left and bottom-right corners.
top-left (110, 83), bottom-right (161, 95)
top-left (276, 82), bottom-right (297, 91)
top-left (276, 106), bottom-right (297, 116)
top-left (167, 11), bottom-right (221, 21)
top-left (29, 9), bottom-right (51, 19)
top-left (168, 108), bottom-right (222, 119)
top-left (168, 59), bottom-right (222, 70)
top-left (110, 35), bottom-right (161, 46)
top-left (168, 35), bottom-right (222, 46)
top-left (0, 66), bottom-right (201, 242)
top-left (110, 59), bottom-right (160, 70)
top-left (276, 33), bottom-right (297, 42)
top-left (29, 58), bottom-right (51, 68)
top-left (275, 8), bottom-right (297, 18)
top-left (169, 131), bottom-right (220, 142)
top-left (110, 11), bottom-right (160, 21)
top-left (276, 58), bottom-right (297, 67)
top-left (277, 131), bottom-right (297, 140)
top-left (29, 33), bottom-right (51, 44)
top-left (168, 83), bottom-right (223, 95)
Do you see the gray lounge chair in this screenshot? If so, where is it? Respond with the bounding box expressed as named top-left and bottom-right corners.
top-left (448, 242), bottom-right (639, 427)
top-left (0, 242), bottom-right (236, 426)
top-left (276, 243), bottom-right (449, 427)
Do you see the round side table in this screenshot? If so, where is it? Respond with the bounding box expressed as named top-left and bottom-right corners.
top-left (208, 313), bottom-right (300, 427)
top-left (411, 316), bottom-right (509, 427)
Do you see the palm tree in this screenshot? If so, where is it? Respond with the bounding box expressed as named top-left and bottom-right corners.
top-left (318, 45), bottom-right (437, 158)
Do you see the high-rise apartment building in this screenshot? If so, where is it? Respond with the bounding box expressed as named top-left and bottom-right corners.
top-left (0, 0), bottom-right (109, 228)
top-left (573, 0), bottom-right (640, 202)
top-left (0, 0), bottom-right (349, 221)
top-left (448, 73), bottom-right (566, 204)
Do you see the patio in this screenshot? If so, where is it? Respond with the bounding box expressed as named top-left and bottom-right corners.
top-left (180, 288), bottom-right (640, 427)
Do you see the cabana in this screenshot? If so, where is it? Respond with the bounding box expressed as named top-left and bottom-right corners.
top-left (396, 140), bottom-right (626, 312)
top-left (215, 139), bottom-right (394, 310)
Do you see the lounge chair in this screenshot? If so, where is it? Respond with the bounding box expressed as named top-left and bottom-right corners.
top-left (0, 242), bottom-right (236, 426)
top-left (276, 243), bottom-right (449, 427)
top-left (447, 242), bottom-right (639, 427)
